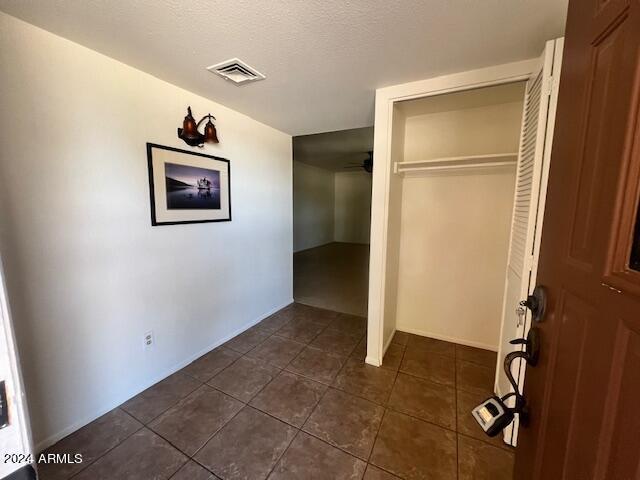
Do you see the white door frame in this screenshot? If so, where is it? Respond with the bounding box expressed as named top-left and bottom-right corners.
top-left (366, 58), bottom-right (539, 366)
top-left (0, 255), bottom-right (34, 478)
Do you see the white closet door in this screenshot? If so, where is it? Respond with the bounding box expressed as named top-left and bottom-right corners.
top-left (495, 38), bottom-right (563, 446)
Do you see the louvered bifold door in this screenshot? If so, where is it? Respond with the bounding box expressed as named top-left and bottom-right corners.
top-left (494, 39), bottom-right (563, 447)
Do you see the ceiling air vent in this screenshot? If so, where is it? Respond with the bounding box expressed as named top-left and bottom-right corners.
top-left (207, 58), bottom-right (266, 85)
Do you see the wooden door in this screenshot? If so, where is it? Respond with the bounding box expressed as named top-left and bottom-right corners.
top-left (515, 0), bottom-right (640, 478)
top-left (495, 38), bottom-right (562, 447)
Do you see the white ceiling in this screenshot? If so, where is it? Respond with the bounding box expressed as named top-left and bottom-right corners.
top-left (0, 0), bottom-right (568, 135)
top-left (294, 127), bottom-right (374, 171)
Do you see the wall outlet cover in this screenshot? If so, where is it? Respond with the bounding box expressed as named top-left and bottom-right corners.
top-left (143, 331), bottom-right (154, 350)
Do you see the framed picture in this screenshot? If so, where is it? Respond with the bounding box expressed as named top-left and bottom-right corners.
top-left (147, 143), bottom-right (231, 225)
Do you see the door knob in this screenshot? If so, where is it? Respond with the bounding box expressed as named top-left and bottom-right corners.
top-left (520, 285), bottom-right (547, 323)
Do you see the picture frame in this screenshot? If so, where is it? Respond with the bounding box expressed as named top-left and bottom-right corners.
top-left (146, 143), bottom-right (231, 226)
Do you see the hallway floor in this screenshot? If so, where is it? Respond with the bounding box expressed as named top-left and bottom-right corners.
top-left (39, 303), bottom-right (514, 480)
top-left (294, 242), bottom-right (369, 317)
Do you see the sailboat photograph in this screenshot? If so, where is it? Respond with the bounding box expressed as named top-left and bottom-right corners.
top-left (164, 162), bottom-right (221, 209)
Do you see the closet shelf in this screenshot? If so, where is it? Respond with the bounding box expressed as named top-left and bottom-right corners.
top-left (394, 153), bottom-right (518, 175)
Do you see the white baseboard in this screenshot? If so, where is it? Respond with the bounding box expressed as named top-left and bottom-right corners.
top-left (382, 329), bottom-right (395, 356)
top-left (364, 355), bottom-right (380, 366)
top-left (365, 328), bottom-right (395, 367)
top-left (396, 325), bottom-right (498, 352)
top-left (293, 242), bottom-right (333, 254)
top-left (293, 241), bottom-right (370, 254)
top-left (35, 299), bottom-right (293, 453)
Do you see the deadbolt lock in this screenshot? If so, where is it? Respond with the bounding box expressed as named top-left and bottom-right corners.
top-left (520, 285), bottom-right (547, 323)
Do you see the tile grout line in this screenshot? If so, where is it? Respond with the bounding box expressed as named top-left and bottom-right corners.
top-left (152, 358), bottom-right (285, 464)
top-left (366, 336), bottom-right (405, 468)
top-left (245, 326), bottom-right (374, 472)
top-left (300, 423), bottom-right (374, 466)
top-left (249, 310), bottom-right (343, 479)
top-left (364, 337), bottom-right (410, 478)
top-left (149, 389), bottom-right (243, 457)
top-left (63, 375), bottom-right (206, 478)
top-left (126, 378), bottom-right (204, 428)
top-left (66, 410), bottom-right (146, 480)
top-left (263, 428), bottom-right (302, 479)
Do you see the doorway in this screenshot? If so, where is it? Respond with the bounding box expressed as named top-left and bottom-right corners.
top-left (292, 127), bottom-right (373, 317)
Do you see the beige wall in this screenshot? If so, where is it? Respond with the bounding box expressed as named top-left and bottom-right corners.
top-left (334, 171), bottom-right (372, 244)
top-left (293, 161), bottom-right (335, 252)
top-left (394, 100), bottom-right (523, 350)
top-left (396, 172), bottom-right (516, 349)
top-left (403, 101), bottom-right (525, 161)
top-left (0, 13), bottom-right (292, 449)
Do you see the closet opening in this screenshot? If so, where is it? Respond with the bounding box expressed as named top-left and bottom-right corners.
top-left (380, 83), bottom-right (530, 443)
top-left (389, 82), bottom-right (526, 353)
top-left (369, 39), bottom-right (563, 449)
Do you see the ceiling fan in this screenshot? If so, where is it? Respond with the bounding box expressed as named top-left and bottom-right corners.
top-left (343, 151), bottom-right (373, 173)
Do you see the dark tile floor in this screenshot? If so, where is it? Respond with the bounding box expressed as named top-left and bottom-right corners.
top-left (38, 303), bottom-right (514, 480)
top-left (294, 243), bottom-right (370, 317)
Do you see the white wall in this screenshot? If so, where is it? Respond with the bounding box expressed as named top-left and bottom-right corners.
top-left (394, 100), bottom-right (523, 350)
top-left (0, 13), bottom-right (292, 450)
top-left (333, 171), bottom-right (372, 244)
top-left (293, 161), bottom-right (335, 252)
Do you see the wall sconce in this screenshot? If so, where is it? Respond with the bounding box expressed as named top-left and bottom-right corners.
top-left (177, 106), bottom-right (219, 147)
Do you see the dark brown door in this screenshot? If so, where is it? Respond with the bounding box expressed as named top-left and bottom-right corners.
top-left (514, 0), bottom-right (640, 478)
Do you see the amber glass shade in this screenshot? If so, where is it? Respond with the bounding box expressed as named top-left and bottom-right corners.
top-left (180, 107), bottom-right (199, 140)
top-left (177, 107), bottom-right (219, 147)
top-left (204, 119), bottom-right (219, 143)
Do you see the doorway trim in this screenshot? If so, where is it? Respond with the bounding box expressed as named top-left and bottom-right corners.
top-left (366, 58), bottom-right (540, 366)
top-left (0, 255), bottom-right (33, 477)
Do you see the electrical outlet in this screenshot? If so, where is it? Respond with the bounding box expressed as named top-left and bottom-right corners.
top-left (143, 331), bottom-right (154, 350)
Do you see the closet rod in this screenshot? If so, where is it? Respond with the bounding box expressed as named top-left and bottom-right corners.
top-left (394, 152), bottom-right (518, 174)
top-left (396, 160), bottom-right (516, 174)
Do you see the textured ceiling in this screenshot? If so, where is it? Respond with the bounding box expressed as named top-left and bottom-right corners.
top-left (294, 127), bottom-right (374, 171)
top-left (0, 0), bottom-right (568, 135)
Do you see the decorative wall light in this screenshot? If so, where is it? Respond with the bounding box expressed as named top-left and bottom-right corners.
top-left (177, 106), bottom-right (219, 147)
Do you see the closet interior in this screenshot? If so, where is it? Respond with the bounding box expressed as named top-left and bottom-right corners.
top-left (384, 82), bottom-right (527, 355)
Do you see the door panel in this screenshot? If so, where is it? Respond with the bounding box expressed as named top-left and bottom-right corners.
top-left (600, 326), bottom-right (640, 479)
top-left (515, 0), bottom-right (640, 478)
top-left (567, 18), bottom-right (623, 268)
top-left (538, 291), bottom-right (603, 480)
